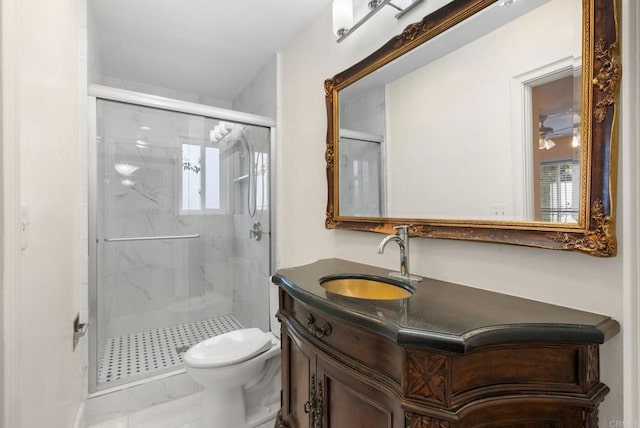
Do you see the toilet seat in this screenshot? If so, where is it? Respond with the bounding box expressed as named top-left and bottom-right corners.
top-left (184, 328), bottom-right (272, 368)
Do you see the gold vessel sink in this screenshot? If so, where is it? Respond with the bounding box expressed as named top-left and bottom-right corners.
top-left (319, 275), bottom-right (414, 300)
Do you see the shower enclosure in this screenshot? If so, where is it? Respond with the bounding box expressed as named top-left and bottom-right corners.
top-left (88, 86), bottom-right (275, 392)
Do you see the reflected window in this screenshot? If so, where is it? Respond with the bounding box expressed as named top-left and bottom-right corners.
top-left (539, 160), bottom-right (579, 223)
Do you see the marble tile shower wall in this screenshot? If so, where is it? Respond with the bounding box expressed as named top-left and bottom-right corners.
top-left (232, 211), bottom-right (270, 331)
top-left (230, 126), bottom-right (271, 332)
top-left (97, 101), bottom-right (235, 345)
top-left (99, 223), bottom-right (235, 341)
top-left (228, 58), bottom-right (276, 333)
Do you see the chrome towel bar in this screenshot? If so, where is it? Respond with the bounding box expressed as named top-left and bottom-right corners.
top-left (104, 234), bottom-right (200, 242)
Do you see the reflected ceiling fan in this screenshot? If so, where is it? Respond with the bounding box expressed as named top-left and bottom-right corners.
top-left (538, 111), bottom-right (580, 150)
top-left (538, 115), bottom-right (556, 150)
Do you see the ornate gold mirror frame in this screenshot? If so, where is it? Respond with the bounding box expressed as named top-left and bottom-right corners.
top-left (325, 0), bottom-right (620, 257)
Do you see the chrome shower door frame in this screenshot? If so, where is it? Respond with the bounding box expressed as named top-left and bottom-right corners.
top-left (87, 85), bottom-right (276, 394)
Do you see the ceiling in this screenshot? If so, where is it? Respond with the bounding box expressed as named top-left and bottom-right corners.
top-left (89, 0), bottom-right (332, 102)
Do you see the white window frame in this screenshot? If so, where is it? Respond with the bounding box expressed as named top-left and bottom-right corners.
top-left (179, 140), bottom-right (228, 215)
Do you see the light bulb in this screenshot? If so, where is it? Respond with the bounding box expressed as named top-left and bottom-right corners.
top-left (114, 163), bottom-right (140, 176)
top-left (333, 0), bottom-right (353, 37)
top-left (572, 129), bottom-right (581, 147)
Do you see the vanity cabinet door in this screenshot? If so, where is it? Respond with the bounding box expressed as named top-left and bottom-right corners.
top-left (281, 324), bottom-right (315, 428)
top-left (316, 353), bottom-right (404, 428)
top-left (280, 319), bottom-right (403, 428)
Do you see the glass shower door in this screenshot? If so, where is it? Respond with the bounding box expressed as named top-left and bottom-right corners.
top-left (339, 135), bottom-right (383, 217)
top-left (91, 98), bottom-right (272, 390)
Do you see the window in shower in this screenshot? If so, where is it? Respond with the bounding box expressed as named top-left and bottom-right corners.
top-left (181, 143), bottom-right (222, 212)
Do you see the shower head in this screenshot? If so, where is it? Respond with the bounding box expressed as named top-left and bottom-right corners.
top-left (234, 132), bottom-right (253, 157)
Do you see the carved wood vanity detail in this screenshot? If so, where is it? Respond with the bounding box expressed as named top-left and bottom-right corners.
top-left (273, 259), bottom-right (620, 427)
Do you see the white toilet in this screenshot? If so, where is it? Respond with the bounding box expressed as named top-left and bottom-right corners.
top-left (184, 285), bottom-right (281, 428)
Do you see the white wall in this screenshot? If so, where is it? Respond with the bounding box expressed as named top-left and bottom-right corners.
top-left (0, 1), bottom-right (5, 422)
top-left (87, 17), bottom-right (233, 112)
top-left (233, 56), bottom-right (278, 119)
top-left (78, 2), bottom-right (90, 425)
top-left (621, 0), bottom-right (640, 423)
top-left (86, 3), bottom-right (103, 90)
top-left (340, 85), bottom-right (386, 136)
top-left (2, 0), bottom-right (82, 427)
top-left (279, 1), bottom-right (630, 424)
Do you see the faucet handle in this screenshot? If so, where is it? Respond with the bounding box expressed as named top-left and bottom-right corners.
top-left (393, 225), bottom-right (409, 237)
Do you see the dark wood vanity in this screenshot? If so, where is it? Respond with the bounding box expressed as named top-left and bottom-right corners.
top-left (272, 259), bottom-right (619, 427)
top-left (291, 0), bottom-right (623, 424)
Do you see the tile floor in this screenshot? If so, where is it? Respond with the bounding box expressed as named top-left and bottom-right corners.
top-left (98, 315), bottom-right (243, 385)
top-left (87, 392), bottom-right (275, 428)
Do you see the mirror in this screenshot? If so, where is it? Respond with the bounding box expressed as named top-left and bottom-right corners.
top-left (325, 0), bottom-right (620, 256)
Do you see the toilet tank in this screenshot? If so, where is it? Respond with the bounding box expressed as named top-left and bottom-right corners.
top-left (269, 281), bottom-right (280, 339)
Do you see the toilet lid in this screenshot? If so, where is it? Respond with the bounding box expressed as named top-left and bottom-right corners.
top-left (184, 328), bottom-right (272, 368)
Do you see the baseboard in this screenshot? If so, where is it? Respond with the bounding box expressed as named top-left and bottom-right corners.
top-left (72, 402), bottom-right (86, 428)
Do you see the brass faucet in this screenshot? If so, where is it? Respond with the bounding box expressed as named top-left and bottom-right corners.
top-left (377, 225), bottom-right (422, 282)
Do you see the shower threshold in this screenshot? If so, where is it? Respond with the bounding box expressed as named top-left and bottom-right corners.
top-left (97, 314), bottom-right (243, 385)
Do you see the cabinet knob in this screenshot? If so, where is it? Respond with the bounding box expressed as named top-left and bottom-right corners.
top-left (304, 400), bottom-right (313, 414)
top-left (304, 374), bottom-right (323, 428)
top-left (306, 314), bottom-right (332, 339)
top-left (305, 374), bottom-right (317, 416)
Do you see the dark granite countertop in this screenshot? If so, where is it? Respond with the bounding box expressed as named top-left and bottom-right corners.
top-left (272, 258), bottom-right (620, 354)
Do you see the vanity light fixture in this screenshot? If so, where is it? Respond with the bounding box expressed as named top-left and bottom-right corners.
top-left (334, 0), bottom-right (424, 43)
top-left (332, 0), bottom-right (353, 37)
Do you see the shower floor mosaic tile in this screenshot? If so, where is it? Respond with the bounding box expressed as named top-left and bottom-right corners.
top-left (98, 314), bottom-right (243, 385)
